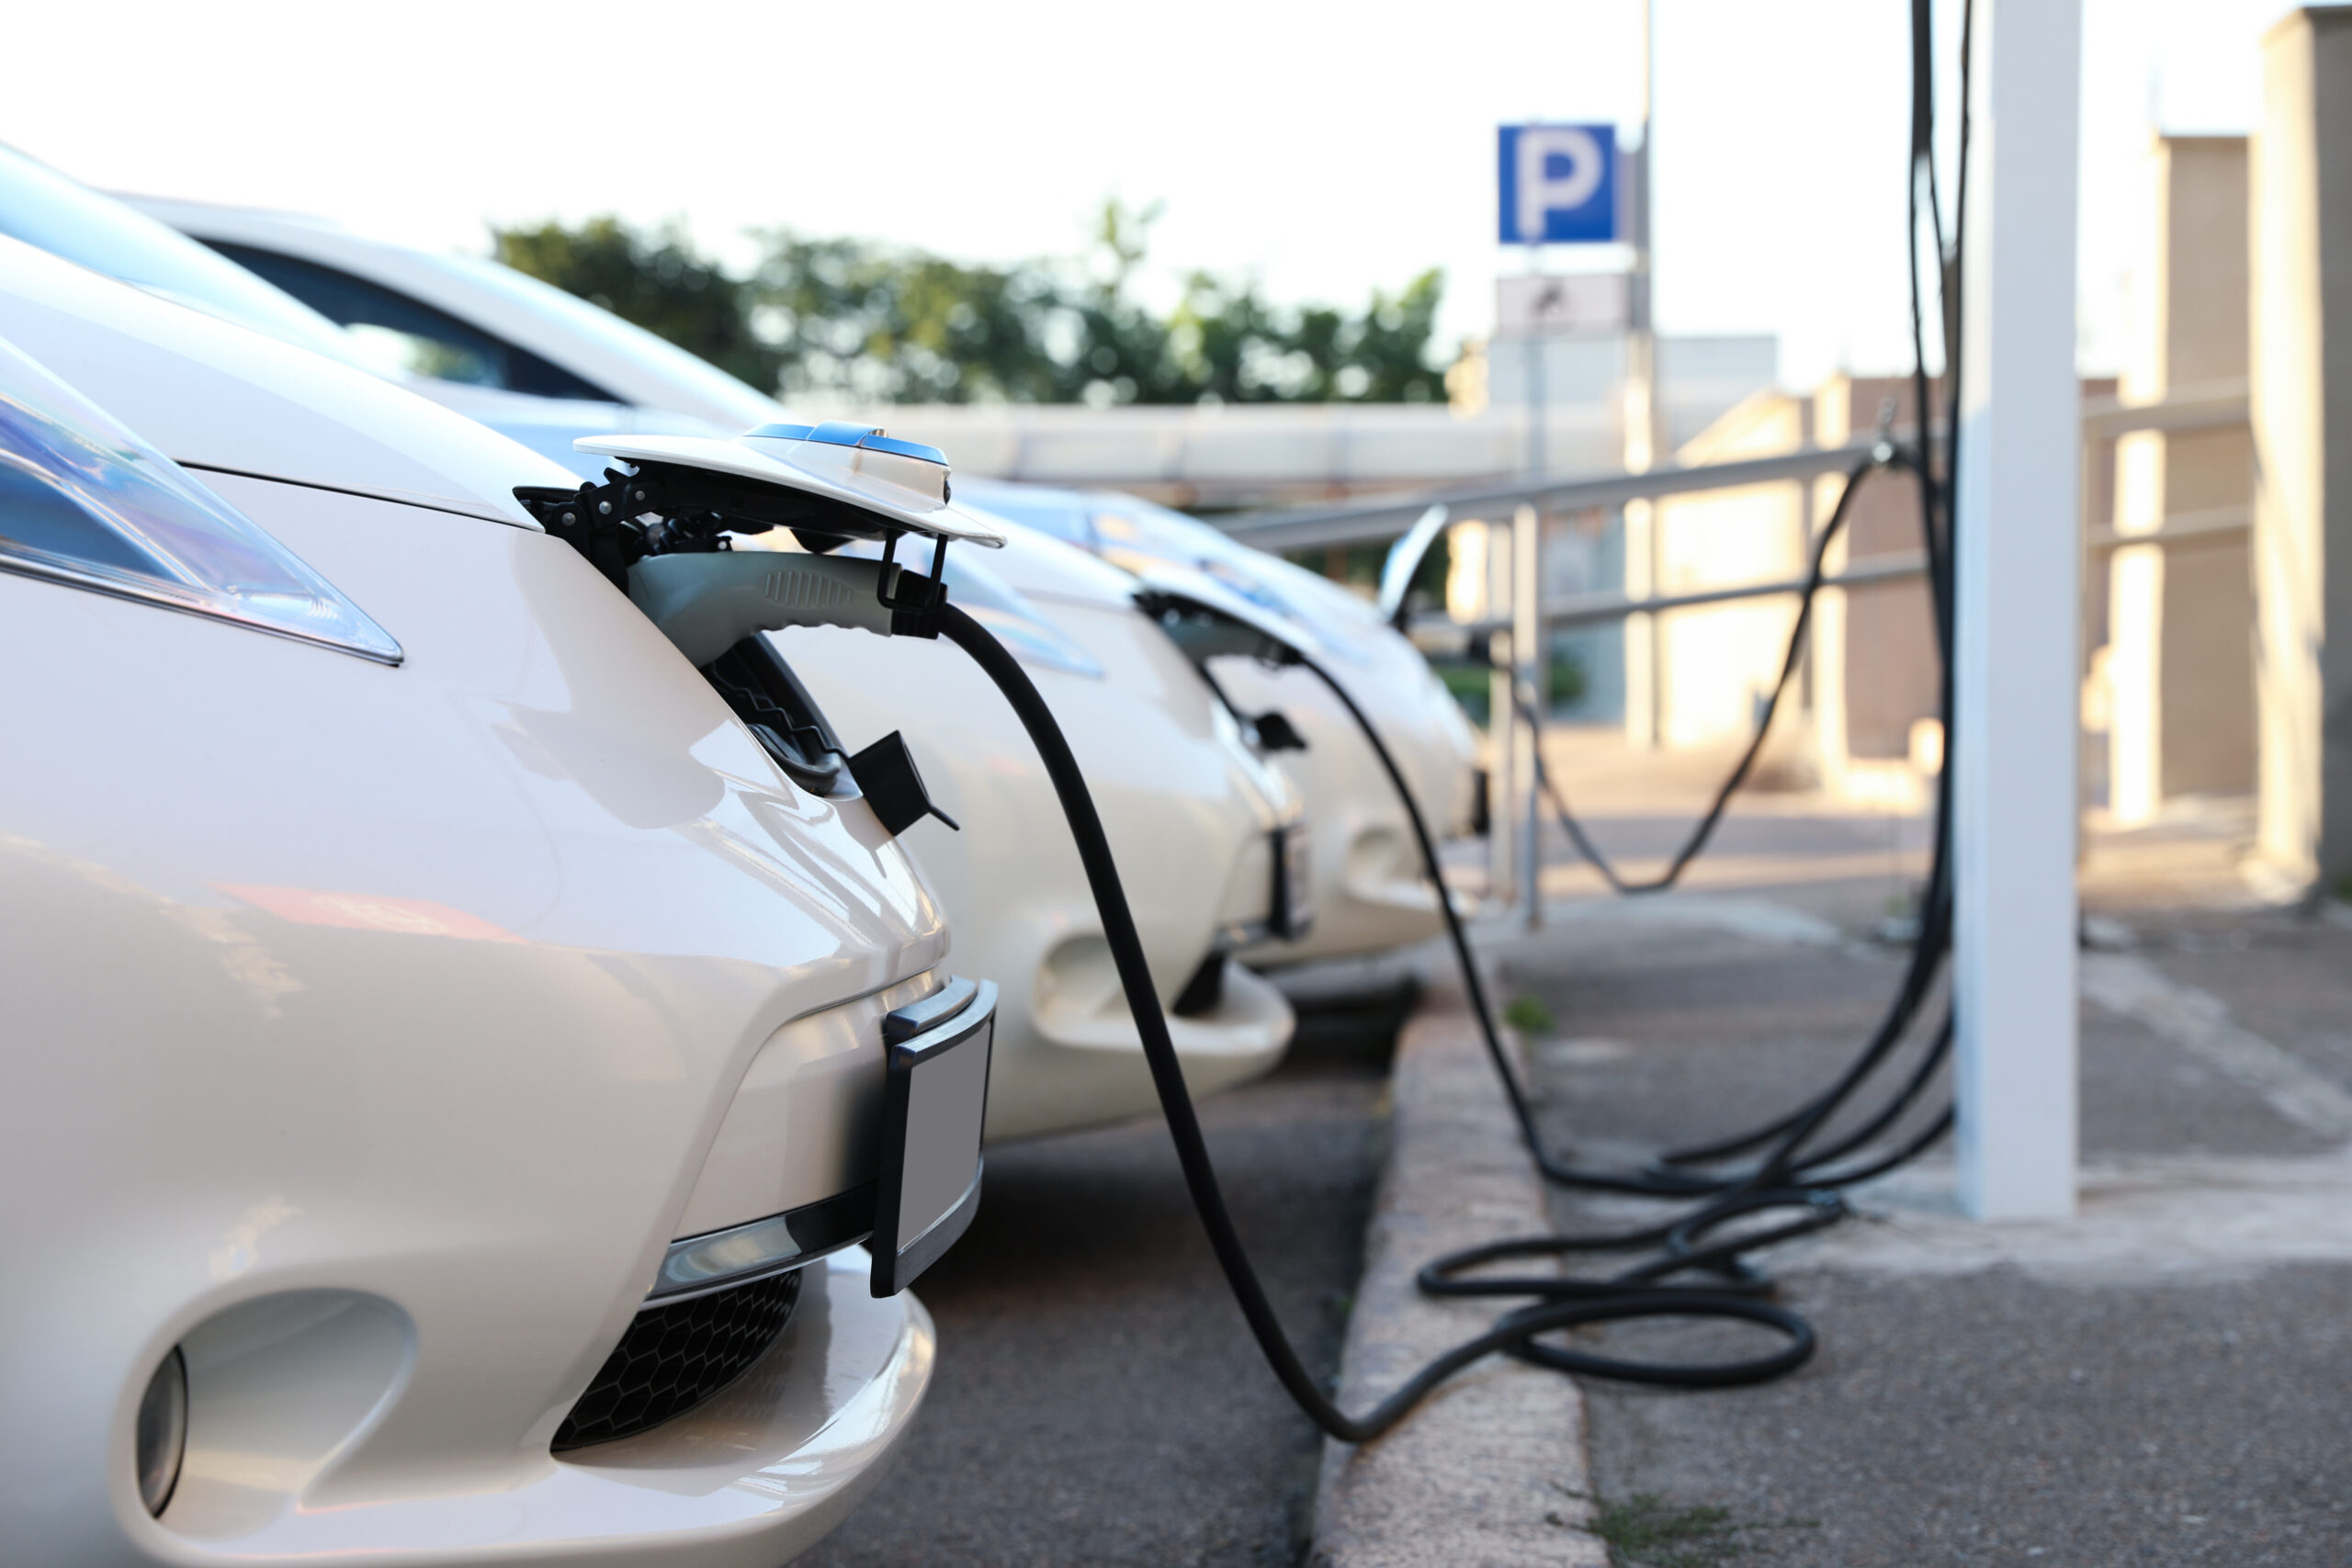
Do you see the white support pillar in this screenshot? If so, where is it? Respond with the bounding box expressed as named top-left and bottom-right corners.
top-left (1953, 0), bottom-right (2082, 1220)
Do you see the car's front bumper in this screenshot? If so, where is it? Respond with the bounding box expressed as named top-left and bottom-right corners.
top-left (150, 1249), bottom-right (928, 1568)
top-left (988, 956), bottom-right (1295, 1141)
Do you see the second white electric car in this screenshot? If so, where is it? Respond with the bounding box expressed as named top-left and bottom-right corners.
top-left (0, 147), bottom-right (1305, 1143)
top-left (0, 231), bottom-right (978, 1564)
top-left (964, 481), bottom-right (1481, 963)
top-left (117, 193), bottom-right (1482, 966)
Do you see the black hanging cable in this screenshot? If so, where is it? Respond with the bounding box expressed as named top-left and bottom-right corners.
top-left (521, 1), bottom-right (1975, 1433)
top-left (1513, 0), bottom-right (1973, 1185)
top-left (934, 602), bottom-right (1826, 1434)
top-left (1295, 629), bottom-right (1954, 1222)
top-left (1470, 444), bottom-right (1956, 1190)
top-left (1506, 445), bottom-right (1886, 897)
top-left (907, 0), bottom-right (1980, 1425)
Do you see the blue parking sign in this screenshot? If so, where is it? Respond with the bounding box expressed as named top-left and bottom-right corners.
top-left (1498, 124), bottom-right (1619, 244)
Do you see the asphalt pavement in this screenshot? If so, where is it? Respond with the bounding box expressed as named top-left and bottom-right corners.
top-left (798, 987), bottom-right (1407, 1568)
top-left (1494, 782), bottom-right (2352, 1568)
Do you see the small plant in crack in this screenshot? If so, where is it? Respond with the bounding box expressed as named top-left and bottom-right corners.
top-left (1578, 1491), bottom-right (1815, 1568)
top-left (1501, 994), bottom-right (1556, 1038)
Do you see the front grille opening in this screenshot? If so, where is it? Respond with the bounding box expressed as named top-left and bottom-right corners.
top-left (551, 1269), bottom-right (802, 1452)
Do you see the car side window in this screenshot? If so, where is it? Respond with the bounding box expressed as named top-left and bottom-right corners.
top-left (202, 241), bottom-right (617, 403)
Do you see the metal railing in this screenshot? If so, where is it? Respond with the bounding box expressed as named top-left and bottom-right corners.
top-left (1216, 381), bottom-right (2256, 633)
top-left (1212, 382), bottom-right (2256, 918)
top-left (1219, 440), bottom-right (1883, 553)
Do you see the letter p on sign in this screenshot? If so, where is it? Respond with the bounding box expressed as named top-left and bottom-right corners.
top-left (1498, 123), bottom-right (1619, 244)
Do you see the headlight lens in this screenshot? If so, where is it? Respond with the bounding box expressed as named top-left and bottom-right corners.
top-left (0, 337), bottom-right (400, 663)
top-left (134, 1347), bottom-right (187, 1517)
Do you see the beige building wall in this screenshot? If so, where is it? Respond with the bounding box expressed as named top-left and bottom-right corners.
top-left (2105, 135), bottom-right (2256, 826)
top-left (1634, 378), bottom-right (1946, 798)
top-left (1650, 392), bottom-right (1812, 754)
top-left (2252, 8), bottom-right (2352, 890)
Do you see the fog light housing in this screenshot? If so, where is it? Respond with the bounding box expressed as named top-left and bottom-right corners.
top-left (134, 1348), bottom-right (187, 1517)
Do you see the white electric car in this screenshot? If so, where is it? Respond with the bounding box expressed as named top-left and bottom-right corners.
top-left (962, 481), bottom-right (1481, 963)
top-left (740, 514), bottom-right (1306, 1141)
top-left (0, 148), bottom-right (1304, 1144)
top-left (117, 196), bottom-right (1481, 965)
top-left (0, 235), bottom-right (987, 1563)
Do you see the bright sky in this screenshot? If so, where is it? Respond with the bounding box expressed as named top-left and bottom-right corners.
top-left (1, 0), bottom-right (2305, 392)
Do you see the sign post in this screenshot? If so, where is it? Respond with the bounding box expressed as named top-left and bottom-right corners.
top-left (1497, 120), bottom-right (1621, 922)
top-left (1624, 0), bottom-right (1662, 751)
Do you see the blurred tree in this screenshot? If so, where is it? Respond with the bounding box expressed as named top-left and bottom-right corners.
top-left (497, 206), bottom-right (1452, 407)
top-left (1351, 270), bottom-right (1450, 402)
top-left (750, 234), bottom-right (1072, 403)
top-left (492, 218), bottom-right (781, 392)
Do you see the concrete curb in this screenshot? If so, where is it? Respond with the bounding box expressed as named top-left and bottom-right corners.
top-left (1309, 963), bottom-right (1607, 1567)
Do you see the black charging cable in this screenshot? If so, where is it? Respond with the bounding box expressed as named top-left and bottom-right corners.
top-left (937, 601), bottom-right (1830, 1438)
top-left (1490, 452), bottom-right (1961, 1190)
top-left (913, 0), bottom-right (1981, 1427)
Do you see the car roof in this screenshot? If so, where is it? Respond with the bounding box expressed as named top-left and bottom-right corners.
top-left (122, 197), bottom-right (785, 433)
top-left (0, 233), bottom-right (578, 527)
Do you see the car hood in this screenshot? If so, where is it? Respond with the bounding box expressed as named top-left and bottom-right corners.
top-left (0, 234), bottom-right (576, 526)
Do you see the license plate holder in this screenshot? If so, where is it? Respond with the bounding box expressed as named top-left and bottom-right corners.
top-left (1272, 821), bottom-right (1313, 941)
top-left (869, 976), bottom-right (995, 1297)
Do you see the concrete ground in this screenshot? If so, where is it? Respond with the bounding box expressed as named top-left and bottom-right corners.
top-left (1490, 729), bottom-right (2352, 1567)
top-left (798, 988), bottom-right (1408, 1568)
top-left (808, 720), bottom-right (2352, 1566)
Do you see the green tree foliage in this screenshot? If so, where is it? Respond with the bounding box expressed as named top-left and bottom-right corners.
top-left (492, 217), bottom-right (781, 392)
top-left (748, 234), bottom-right (1070, 404)
top-left (494, 201), bottom-right (1451, 406)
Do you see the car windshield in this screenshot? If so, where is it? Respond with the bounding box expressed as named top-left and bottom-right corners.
top-left (0, 145), bottom-right (360, 363)
top-left (426, 252), bottom-right (782, 430)
top-left (1087, 491), bottom-right (1385, 654)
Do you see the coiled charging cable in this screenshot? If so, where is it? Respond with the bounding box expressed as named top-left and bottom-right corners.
top-left (922, 0), bottom-right (1974, 1429)
top-left (933, 402), bottom-right (1963, 1415)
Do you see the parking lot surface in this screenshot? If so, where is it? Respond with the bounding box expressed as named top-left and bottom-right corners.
top-left (1500, 758), bottom-right (2352, 1568)
top-left (800, 992), bottom-right (1403, 1568)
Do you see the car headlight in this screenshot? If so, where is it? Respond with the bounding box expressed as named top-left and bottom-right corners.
top-left (0, 337), bottom-right (400, 663)
top-left (134, 1348), bottom-right (187, 1517)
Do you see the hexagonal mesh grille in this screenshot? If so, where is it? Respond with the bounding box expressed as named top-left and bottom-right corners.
top-left (551, 1269), bottom-right (802, 1451)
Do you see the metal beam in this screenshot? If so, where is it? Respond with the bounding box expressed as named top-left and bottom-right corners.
top-left (2079, 379), bottom-right (2250, 440)
top-left (1427, 549), bottom-right (1931, 637)
top-left (1212, 381), bottom-right (2249, 558)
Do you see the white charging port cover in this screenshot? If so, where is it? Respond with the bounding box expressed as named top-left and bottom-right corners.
top-left (577, 422), bottom-right (1006, 548)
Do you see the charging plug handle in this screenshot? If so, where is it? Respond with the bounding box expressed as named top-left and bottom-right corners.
top-left (628, 553), bottom-right (910, 666)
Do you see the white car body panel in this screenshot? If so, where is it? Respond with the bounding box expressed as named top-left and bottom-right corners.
top-left (0, 255), bottom-right (954, 1562)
